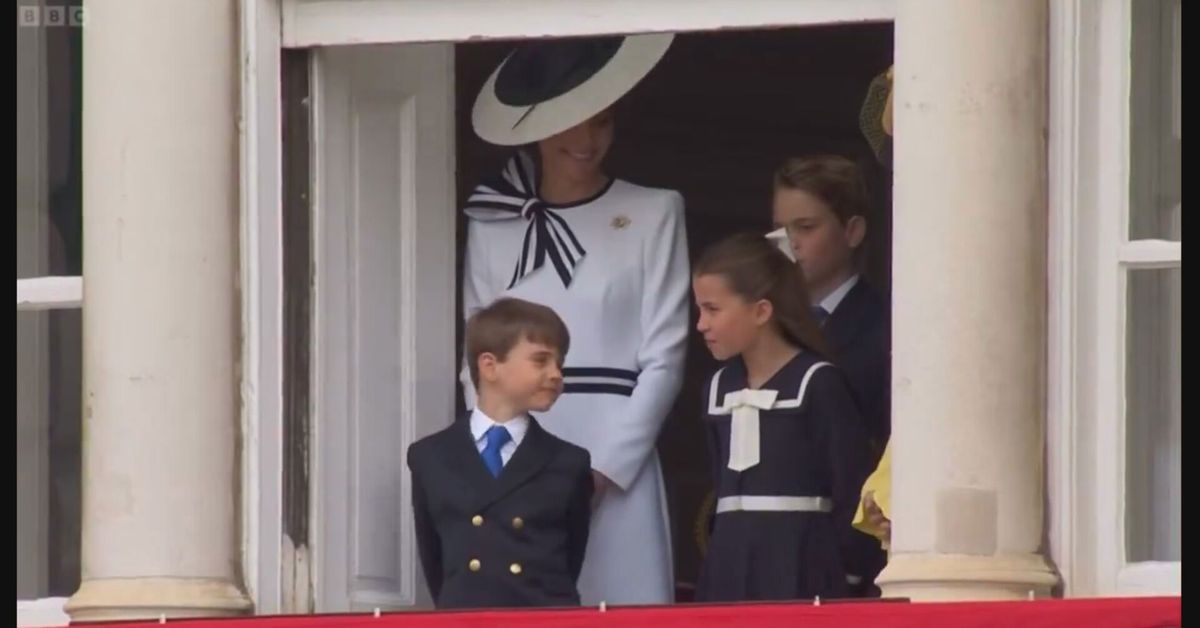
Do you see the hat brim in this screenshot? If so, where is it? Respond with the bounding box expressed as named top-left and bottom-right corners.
top-left (472, 33), bottom-right (674, 146)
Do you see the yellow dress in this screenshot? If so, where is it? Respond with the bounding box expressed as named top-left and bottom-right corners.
top-left (853, 67), bottom-right (893, 551)
top-left (852, 442), bottom-right (891, 549)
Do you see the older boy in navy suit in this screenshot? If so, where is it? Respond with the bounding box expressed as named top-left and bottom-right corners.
top-left (407, 298), bottom-right (594, 608)
top-left (773, 155), bottom-right (891, 598)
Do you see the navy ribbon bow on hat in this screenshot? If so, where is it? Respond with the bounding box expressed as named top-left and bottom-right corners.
top-left (464, 152), bottom-right (588, 289)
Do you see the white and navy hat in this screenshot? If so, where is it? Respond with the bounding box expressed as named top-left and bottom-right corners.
top-left (471, 33), bottom-right (674, 146)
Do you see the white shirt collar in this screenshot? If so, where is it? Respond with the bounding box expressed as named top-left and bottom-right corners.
top-left (469, 407), bottom-right (529, 446)
top-left (818, 274), bottom-right (860, 315)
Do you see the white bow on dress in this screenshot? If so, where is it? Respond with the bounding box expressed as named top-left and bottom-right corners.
top-left (722, 388), bottom-right (779, 472)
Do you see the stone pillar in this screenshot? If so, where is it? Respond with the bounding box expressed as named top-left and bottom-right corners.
top-left (876, 0), bottom-right (1059, 601)
top-left (66, 0), bottom-right (252, 620)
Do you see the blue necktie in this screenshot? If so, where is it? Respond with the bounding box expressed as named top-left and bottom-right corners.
top-left (812, 305), bottom-right (830, 326)
top-left (480, 425), bottom-right (512, 477)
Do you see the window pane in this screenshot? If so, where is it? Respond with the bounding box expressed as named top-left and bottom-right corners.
top-left (16, 309), bottom-right (82, 598)
top-left (1128, 0), bottom-right (1181, 241)
top-left (17, 17), bottom-right (83, 279)
top-left (1124, 267), bottom-right (1181, 562)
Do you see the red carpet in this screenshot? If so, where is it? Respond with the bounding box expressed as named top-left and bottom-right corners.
top-left (75, 597), bottom-right (1180, 628)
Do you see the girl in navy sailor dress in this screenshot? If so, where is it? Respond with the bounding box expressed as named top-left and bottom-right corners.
top-left (691, 233), bottom-right (872, 602)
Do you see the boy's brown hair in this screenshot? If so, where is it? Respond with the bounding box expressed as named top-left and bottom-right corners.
top-left (773, 155), bottom-right (871, 226)
top-left (465, 298), bottom-right (570, 387)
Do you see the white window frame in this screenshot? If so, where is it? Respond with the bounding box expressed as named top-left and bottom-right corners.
top-left (280, 0), bottom-right (896, 47)
top-left (1050, 0), bottom-right (1181, 597)
top-left (15, 279), bottom-right (80, 628)
top-left (16, 0), bottom-right (82, 621)
top-left (16, 598), bottom-right (70, 628)
top-left (1097, 0), bottom-right (1181, 595)
top-left (17, 277), bottom-right (82, 311)
top-left (15, 282), bottom-right (81, 628)
top-left (239, 0), bottom-right (285, 614)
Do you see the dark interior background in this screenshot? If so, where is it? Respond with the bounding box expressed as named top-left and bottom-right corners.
top-left (454, 23), bottom-right (894, 594)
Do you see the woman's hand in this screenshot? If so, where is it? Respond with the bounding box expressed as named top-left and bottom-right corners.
top-left (862, 490), bottom-right (891, 549)
top-left (591, 470), bottom-right (613, 510)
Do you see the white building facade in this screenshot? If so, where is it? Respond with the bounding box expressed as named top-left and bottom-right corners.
top-left (16, 0), bottom-right (1180, 622)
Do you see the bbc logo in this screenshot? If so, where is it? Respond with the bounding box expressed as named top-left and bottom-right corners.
top-left (17, 5), bottom-right (87, 27)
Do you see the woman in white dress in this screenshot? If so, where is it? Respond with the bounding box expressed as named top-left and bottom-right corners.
top-left (461, 34), bottom-right (689, 605)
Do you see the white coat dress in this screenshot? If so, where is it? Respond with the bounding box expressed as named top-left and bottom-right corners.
top-left (461, 153), bottom-right (690, 605)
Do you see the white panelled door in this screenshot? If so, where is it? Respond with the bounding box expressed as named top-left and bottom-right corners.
top-left (311, 43), bottom-right (456, 612)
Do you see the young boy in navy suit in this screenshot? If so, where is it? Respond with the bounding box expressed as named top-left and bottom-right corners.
top-left (407, 298), bottom-right (594, 609)
top-left (772, 154), bottom-right (891, 597)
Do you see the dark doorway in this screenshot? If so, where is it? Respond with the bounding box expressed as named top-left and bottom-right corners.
top-left (454, 22), bottom-right (894, 596)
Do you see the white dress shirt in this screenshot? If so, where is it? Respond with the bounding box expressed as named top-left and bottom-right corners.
top-left (817, 274), bottom-right (860, 316)
top-left (470, 407), bottom-right (529, 467)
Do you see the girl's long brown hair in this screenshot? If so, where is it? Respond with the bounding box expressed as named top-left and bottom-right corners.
top-left (694, 232), bottom-right (830, 358)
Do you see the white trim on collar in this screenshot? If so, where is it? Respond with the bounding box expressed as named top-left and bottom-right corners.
top-left (706, 362), bottom-right (832, 416)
